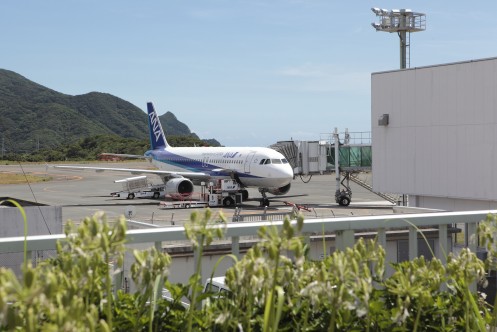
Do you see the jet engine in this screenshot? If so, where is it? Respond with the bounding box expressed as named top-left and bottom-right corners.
top-left (267, 183), bottom-right (291, 196)
top-left (165, 178), bottom-right (194, 199)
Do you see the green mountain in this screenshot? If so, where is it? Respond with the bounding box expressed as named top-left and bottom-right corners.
top-left (160, 111), bottom-right (198, 138)
top-left (0, 69), bottom-right (220, 153)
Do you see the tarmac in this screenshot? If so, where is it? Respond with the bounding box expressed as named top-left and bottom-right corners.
top-left (1, 161), bottom-right (395, 227)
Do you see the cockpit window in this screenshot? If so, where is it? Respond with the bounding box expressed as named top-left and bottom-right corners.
top-left (261, 158), bottom-right (285, 165)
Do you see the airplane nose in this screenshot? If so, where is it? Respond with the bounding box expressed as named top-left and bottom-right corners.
top-left (281, 164), bottom-right (294, 181)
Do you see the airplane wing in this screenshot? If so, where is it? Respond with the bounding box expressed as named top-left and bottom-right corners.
top-left (99, 153), bottom-right (150, 159)
top-left (53, 165), bottom-right (210, 182)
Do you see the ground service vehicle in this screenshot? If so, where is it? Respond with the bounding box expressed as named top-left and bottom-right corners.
top-left (110, 176), bottom-right (166, 199)
top-left (162, 276), bottom-right (228, 308)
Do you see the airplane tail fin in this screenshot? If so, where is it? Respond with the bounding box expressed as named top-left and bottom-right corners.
top-left (147, 102), bottom-right (169, 149)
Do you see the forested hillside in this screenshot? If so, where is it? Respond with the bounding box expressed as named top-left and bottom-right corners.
top-left (0, 69), bottom-right (220, 155)
top-left (5, 134), bottom-right (216, 162)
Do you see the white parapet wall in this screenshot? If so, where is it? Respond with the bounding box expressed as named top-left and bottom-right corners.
top-left (0, 203), bottom-right (62, 275)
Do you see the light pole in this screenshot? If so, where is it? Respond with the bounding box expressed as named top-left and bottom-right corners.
top-left (371, 8), bottom-right (426, 69)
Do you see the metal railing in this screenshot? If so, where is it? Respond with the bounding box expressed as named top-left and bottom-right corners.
top-left (231, 208), bottom-right (291, 222)
top-left (0, 210), bottom-right (496, 266)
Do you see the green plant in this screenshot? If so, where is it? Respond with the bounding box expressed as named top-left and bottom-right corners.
top-left (0, 212), bottom-right (126, 330)
top-left (2, 210), bottom-right (497, 331)
top-left (212, 215), bottom-right (495, 331)
top-left (478, 213), bottom-right (497, 326)
top-left (183, 208), bottom-right (227, 332)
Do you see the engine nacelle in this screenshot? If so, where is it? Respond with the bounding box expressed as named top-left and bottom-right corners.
top-left (267, 183), bottom-right (291, 196)
top-left (165, 178), bottom-right (194, 199)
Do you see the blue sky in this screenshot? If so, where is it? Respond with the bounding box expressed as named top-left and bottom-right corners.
top-left (2, 1), bottom-right (497, 146)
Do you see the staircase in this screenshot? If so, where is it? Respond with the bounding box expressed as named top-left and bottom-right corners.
top-left (348, 172), bottom-right (399, 204)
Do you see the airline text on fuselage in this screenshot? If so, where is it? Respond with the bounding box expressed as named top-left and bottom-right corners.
top-left (223, 152), bottom-right (239, 158)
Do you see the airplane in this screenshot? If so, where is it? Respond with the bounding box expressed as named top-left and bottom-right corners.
top-left (55, 102), bottom-right (294, 207)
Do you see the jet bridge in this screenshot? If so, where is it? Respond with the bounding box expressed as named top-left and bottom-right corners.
top-left (271, 129), bottom-right (397, 206)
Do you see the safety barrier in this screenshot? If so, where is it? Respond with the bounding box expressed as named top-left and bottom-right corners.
top-left (0, 210), bottom-right (495, 267)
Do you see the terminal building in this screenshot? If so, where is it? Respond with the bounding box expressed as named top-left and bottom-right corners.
top-left (371, 56), bottom-right (497, 211)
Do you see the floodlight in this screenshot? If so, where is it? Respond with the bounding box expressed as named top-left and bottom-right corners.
top-left (370, 7), bottom-right (426, 69)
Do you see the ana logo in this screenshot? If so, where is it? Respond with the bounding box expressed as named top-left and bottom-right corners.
top-left (223, 152), bottom-right (239, 158)
top-left (149, 112), bottom-right (162, 142)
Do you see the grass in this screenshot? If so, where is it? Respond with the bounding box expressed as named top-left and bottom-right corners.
top-left (0, 159), bottom-right (152, 185)
top-left (0, 172), bottom-right (52, 184)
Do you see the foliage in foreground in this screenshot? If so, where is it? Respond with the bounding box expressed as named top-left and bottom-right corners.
top-left (1, 211), bottom-right (497, 331)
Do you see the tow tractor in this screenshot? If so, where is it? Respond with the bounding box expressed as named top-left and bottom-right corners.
top-left (159, 179), bottom-right (243, 209)
top-left (205, 179), bottom-right (243, 207)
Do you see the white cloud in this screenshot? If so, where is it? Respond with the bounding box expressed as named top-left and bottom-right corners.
top-left (276, 63), bottom-right (370, 93)
top-left (279, 63), bottom-right (329, 78)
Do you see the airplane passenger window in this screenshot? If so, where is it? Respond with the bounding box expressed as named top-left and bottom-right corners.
top-left (259, 159), bottom-right (266, 165)
top-left (271, 159), bottom-right (282, 164)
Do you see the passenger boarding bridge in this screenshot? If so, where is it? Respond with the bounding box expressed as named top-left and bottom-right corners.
top-left (271, 129), bottom-right (398, 206)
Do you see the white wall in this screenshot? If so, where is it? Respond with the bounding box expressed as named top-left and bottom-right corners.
top-left (372, 57), bottom-right (497, 208)
top-left (160, 236), bottom-right (428, 286)
top-left (0, 205), bottom-right (62, 236)
top-left (0, 205), bottom-right (62, 275)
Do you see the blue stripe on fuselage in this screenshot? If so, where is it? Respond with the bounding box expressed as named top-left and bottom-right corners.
top-left (145, 149), bottom-right (260, 179)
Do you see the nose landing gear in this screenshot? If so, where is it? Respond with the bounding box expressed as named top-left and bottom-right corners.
top-left (258, 188), bottom-right (270, 207)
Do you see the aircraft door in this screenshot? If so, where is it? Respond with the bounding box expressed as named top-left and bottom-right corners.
top-left (202, 156), bottom-right (209, 168)
top-left (244, 152), bottom-right (256, 173)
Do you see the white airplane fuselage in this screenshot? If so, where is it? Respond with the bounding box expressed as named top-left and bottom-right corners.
top-left (146, 146), bottom-right (294, 189)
